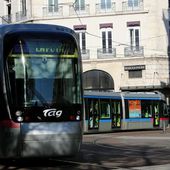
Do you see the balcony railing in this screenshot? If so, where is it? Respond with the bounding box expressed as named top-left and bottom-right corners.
top-left (97, 48), bottom-right (116, 59)
top-left (42, 5), bottom-right (63, 17)
top-left (1, 14), bottom-right (12, 24)
top-left (81, 49), bottom-right (90, 60)
top-left (124, 46), bottom-right (144, 57)
top-left (122, 0), bottom-right (143, 12)
top-left (95, 3), bottom-right (116, 14)
top-left (16, 10), bottom-right (28, 22)
top-left (69, 4), bottom-right (90, 16)
top-left (1, 11), bottom-right (30, 23)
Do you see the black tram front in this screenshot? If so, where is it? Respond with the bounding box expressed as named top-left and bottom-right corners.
top-left (0, 24), bottom-right (83, 158)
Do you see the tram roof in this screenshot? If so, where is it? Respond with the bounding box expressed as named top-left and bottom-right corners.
top-left (83, 91), bottom-right (165, 100)
top-left (84, 91), bottom-right (121, 99)
top-left (0, 23), bottom-right (75, 36)
top-left (122, 91), bottom-right (164, 99)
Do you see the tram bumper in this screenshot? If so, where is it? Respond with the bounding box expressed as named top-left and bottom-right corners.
top-left (20, 122), bottom-right (82, 157)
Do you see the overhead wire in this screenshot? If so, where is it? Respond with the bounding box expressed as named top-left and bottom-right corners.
top-left (1, 0), bottom-right (167, 53)
top-left (70, 1), bottom-right (168, 54)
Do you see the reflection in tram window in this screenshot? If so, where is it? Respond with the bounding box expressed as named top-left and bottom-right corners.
top-left (100, 99), bottom-right (111, 119)
top-left (111, 100), bottom-right (121, 128)
top-left (141, 101), bottom-right (152, 118)
top-left (88, 99), bottom-right (99, 129)
top-left (153, 102), bottom-right (160, 126)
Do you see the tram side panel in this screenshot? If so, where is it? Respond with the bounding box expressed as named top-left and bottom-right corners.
top-left (84, 96), bottom-right (122, 133)
top-left (83, 92), bottom-right (169, 133)
top-left (0, 78), bottom-right (20, 158)
top-left (0, 123), bottom-right (20, 158)
top-left (121, 98), bottom-right (168, 130)
top-left (121, 99), bottom-right (153, 130)
top-left (0, 49), bottom-right (20, 158)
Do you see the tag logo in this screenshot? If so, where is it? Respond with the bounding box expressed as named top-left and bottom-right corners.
top-left (43, 109), bottom-right (62, 118)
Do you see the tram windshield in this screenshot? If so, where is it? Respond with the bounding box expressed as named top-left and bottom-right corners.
top-left (6, 34), bottom-right (82, 107)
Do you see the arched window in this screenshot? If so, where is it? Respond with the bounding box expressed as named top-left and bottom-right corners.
top-left (83, 69), bottom-right (114, 91)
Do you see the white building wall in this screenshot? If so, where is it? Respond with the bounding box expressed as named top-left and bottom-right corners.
top-left (0, 0), bottom-right (169, 94)
top-left (0, 0), bottom-right (5, 16)
top-left (142, 0), bottom-right (167, 57)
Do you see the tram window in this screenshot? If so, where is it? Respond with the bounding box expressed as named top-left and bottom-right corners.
top-left (111, 100), bottom-right (121, 117)
top-left (14, 58), bottom-right (73, 79)
top-left (88, 99), bottom-right (99, 129)
top-left (159, 101), bottom-right (164, 117)
top-left (100, 99), bottom-right (110, 119)
top-left (152, 101), bottom-right (160, 126)
top-left (163, 102), bottom-right (168, 117)
top-left (111, 100), bottom-right (122, 127)
top-left (156, 101), bottom-right (168, 117)
top-left (6, 35), bottom-right (81, 107)
top-left (141, 100), bottom-right (152, 118)
top-left (152, 101), bottom-right (159, 116)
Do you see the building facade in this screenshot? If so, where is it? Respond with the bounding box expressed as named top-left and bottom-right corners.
top-left (0, 0), bottom-right (170, 103)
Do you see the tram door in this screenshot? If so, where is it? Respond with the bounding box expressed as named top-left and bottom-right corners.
top-left (152, 102), bottom-right (160, 127)
top-left (111, 100), bottom-right (121, 128)
top-left (87, 99), bottom-right (99, 129)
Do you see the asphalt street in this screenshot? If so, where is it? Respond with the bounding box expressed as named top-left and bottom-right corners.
top-left (81, 128), bottom-right (170, 170)
top-left (1, 128), bottom-right (170, 169)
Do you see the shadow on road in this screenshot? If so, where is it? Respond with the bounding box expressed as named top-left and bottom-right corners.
top-left (0, 142), bottom-right (170, 169)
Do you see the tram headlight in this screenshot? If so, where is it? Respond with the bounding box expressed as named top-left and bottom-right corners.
top-left (76, 116), bottom-right (80, 120)
top-left (15, 110), bottom-right (22, 116)
top-left (17, 116), bottom-right (24, 122)
top-left (76, 111), bottom-right (80, 120)
top-left (15, 111), bottom-right (23, 122)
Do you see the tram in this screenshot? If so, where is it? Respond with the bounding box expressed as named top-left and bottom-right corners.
top-left (0, 24), bottom-right (83, 158)
top-left (84, 91), bottom-right (169, 133)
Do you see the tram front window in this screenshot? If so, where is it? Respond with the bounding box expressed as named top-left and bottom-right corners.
top-left (6, 35), bottom-right (81, 107)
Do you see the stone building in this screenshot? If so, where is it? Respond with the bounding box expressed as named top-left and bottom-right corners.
top-left (0, 0), bottom-right (170, 103)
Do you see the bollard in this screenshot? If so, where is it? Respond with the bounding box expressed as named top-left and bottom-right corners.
top-left (163, 120), bottom-right (166, 133)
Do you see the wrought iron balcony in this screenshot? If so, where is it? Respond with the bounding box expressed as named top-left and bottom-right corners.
top-left (81, 49), bottom-right (90, 60)
top-left (122, 0), bottom-right (144, 12)
top-left (124, 46), bottom-right (144, 57)
top-left (1, 14), bottom-right (12, 24)
top-left (97, 48), bottom-right (116, 59)
top-left (95, 3), bottom-right (116, 14)
top-left (42, 5), bottom-right (63, 17)
top-left (16, 10), bottom-right (28, 22)
top-left (1, 11), bottom-right (30, 23)
top-left (69, 4), bottom-right (90, 16)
